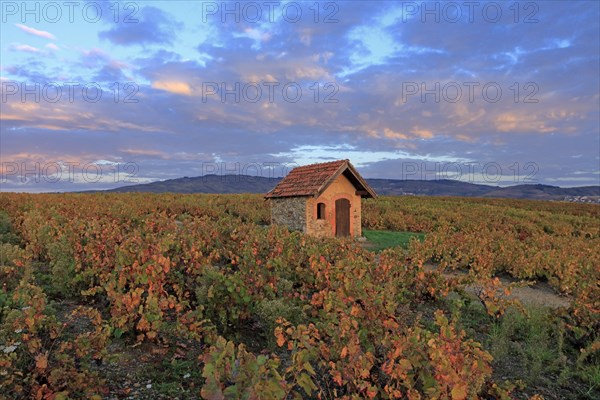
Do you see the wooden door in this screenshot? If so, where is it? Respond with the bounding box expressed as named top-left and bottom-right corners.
top-left (335, 198), bottom-right (350, 237)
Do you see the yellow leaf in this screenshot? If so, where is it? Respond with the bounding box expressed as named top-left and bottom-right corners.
top-left (451, 383), bottom-right (467, 400)
top-left (399, 358), bottom-right (412, 371)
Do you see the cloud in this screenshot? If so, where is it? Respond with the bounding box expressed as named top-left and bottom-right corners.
top-left (80, 48), bottom-right (114, 65)
top-left (232, 28), bottom-right (272, 49)
top-left (412, 128), bottom-right (434, 139)
top-left (10, 44), bottom-right (40, 53)
top-left (98, 6), bottom-right (178, 46)
top-left (382, 128), bottom-right (408, 140)
top-left (45, 43), bottom-right (60, 51)
top-left (78, 48), bottom-right (131, 82)
top-left (119, 148), bottom-right (167, 158)
top-left (493, 113), bottom-right (557, 133)
top-left (2, 2), bottom-right (598, 191)
top-left (14, 23), bottom-right (56, 40)
top-left (152, 80), bottom-right (192, 95)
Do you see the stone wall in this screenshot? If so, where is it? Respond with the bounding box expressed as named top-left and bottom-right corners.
top-left (269, 197), bottom-right (307, 232)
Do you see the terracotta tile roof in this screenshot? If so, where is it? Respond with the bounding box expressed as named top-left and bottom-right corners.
top-left (265, 159), bottom-right (376, 198)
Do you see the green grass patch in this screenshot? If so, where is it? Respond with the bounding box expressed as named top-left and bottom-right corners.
top-left (448, 296), bottom-right (599, 399)
top-left (363, 230), bottom-right (425, 252)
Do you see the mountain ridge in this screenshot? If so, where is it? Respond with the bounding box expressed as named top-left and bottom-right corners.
top-left (103, 174), bottom-right (600, 201)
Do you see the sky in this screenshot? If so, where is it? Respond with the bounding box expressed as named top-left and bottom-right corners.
top-left (1, 0), bottom-right (599, 192)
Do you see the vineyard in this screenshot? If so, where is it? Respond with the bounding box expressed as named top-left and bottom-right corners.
top-left (0, 193), bottom-right (598, 399)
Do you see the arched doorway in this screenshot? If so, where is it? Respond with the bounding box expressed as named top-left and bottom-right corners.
top-left (335, 198), bottom-right (350, 237)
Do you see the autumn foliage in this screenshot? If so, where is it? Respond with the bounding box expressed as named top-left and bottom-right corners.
top-left (0, 193), bottom-right (598, 398)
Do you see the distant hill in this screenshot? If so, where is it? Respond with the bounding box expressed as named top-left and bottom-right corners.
top-left (105, 175), bottom-right (600, 201)
top-left (365, 179), bottom-right (494, 197)
top-left (480, 184), bottom-right (600, 200)
top-left (108, 175), bottom-right (279, 194)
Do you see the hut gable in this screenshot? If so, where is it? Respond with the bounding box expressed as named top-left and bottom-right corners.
top-left (265, 160), bottom-right (376, 237)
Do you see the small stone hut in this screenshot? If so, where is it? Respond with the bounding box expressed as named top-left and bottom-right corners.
top-left (265, 159), bottom-right (376, 237)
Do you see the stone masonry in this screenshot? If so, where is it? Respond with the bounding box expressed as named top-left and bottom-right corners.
top-left (269, 196), bottom-right (306, 232)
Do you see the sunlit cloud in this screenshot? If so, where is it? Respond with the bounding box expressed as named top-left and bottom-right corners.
top-left (494, 113), bottom-right (557, 133)
top-left (383, 128), bottom-right (408, 140)
top-left (120, 148), bottom-right (167, 157)
top-left (0, 114), bottom-right (30, 121)
top-left (152, 80), bottom-right (193, 95)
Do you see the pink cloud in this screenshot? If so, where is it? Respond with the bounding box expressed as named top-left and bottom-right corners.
top-left (15, 23), bottom-right (56, 40)
top-left (11, 44), bottom-right (40, 53)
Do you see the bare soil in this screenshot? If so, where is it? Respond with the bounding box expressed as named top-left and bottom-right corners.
top-left (423, 264), bottom-right (572, 309)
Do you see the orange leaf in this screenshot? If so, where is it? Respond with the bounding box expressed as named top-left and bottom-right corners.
top-left (35, 353), bottom-right (48, 370)
top-left (340, 346), bottom-right (348, 359)
top-left (275, 328), bottom-right (285, 347)
top-left (331, 370), bottom-right (343, 386)
top-left (366, 386), bottom-right (378, 398)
